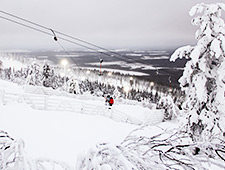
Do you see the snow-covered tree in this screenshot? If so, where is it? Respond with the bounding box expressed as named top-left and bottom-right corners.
top-left (170, 3), bottom-right (225, 141)
top-left (42, 62), bottom-right (60, 89)
top-left (26, 62), bottom-right (42, 86)
top-left (112, 87), bottom-right (121, 99)
top-left (3, 67), bottom-right (12, 80)
top-left (157, 96), bottom-right (180, 121)
top-left (0, 60), bottom-right (2, 77)
top-left (67, 78), bottom-right (80, 94)
top-left (42, 63), bottom-right (52, 87)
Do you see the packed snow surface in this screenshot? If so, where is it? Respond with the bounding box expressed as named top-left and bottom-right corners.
top-left (0, 80), bottom-right (162, 166)
top-left (0, 102), bottom-right (137, 165)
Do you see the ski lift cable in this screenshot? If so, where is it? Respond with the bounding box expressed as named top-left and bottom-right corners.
top-left (0, 10), bottom-right (175, 84)
top-left (57, 40), bottom-right (89, 79)
top-left (0, 14), bottom-right (133, 65)
top-left (0, 9), bottom-right (177, 78)
top-left (0, 15), bottom-right (53, 37)
top-left (0, 15), bottom-right (89, 80)
top-left (0, 15), bottom-right (111, 57)
top-left (0, 14), bottom-right (137, 80)
top-left (54, 30), bottom-right (146, 65)
top-left (0, 12), bottom-right (110, 57)
top-left (0, 9), bottom-right (102, 50)
top-left (46, 28), bottom-right (90, 80)
top-left (54, 30), bottom-right (146, 64)
top-left (0, 9), bottom-right (147, 65)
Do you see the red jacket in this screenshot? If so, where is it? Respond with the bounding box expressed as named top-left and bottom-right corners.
top-left (109, 98), bottom-right (114, 104)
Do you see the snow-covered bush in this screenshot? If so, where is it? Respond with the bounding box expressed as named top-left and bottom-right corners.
top-left (76, 143), bottom-right (150, 170)
top-left (0, 130), bottom-right (35, 170)
top-left (0, 130), bottom-right (73, 170)
top-left (76, 125), bottom-right (225, 170)
top-left (121, 125), bottom-right (225, 170)
top-left (171, 3), bottom-right (225, 141)
top-left (35, 159), bottom-right (72, 170)
top-left (156, 96), bottom-right (180, 121)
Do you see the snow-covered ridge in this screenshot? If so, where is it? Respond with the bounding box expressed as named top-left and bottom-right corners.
top-left (86, 62), bottom-right (183, 71)
top-left (141, 55), bottom-right (169, 60)
top-left (55, 54), bottom-right (80, 58)
top-left (83, 66), bottom-right (149, 76)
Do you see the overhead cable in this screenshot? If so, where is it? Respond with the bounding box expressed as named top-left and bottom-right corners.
top-left (0, 9), bottom-right (146, 64)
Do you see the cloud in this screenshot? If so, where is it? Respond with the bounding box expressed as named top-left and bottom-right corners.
top-left (0, 0), bottom-right (223, 50)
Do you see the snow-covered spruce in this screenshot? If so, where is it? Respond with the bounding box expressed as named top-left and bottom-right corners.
top-left (171, 3), bottom-right (225, 142)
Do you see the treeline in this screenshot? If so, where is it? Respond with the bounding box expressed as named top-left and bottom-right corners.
top-left (0, 58), bottom-right (184, 105)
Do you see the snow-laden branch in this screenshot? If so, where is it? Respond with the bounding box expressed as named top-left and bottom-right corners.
top-left (36, 159), bottom-right (73, 170)
top-left (76, 124), bottom-right (225, 169)
top-left (170, 45), bottom-right (193, 62)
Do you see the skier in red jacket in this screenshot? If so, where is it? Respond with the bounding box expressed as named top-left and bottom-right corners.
top-left (109, 97), bottom-right (114, 106)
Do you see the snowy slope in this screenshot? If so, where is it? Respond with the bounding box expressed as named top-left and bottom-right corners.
top-left (0, 79), bottom-right (163, 167)
top-left (0, 102), bottom-right (137, 166)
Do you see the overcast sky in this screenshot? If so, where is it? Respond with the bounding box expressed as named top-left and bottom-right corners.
top-left (0, 0), bottom-right (224, 50)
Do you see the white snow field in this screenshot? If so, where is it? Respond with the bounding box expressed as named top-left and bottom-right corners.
top-left (0, 79), bottom-right (163, 168)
